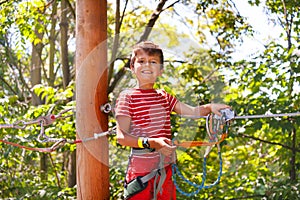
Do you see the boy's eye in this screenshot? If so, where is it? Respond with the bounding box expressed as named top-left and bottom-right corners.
top-left (150, 61), bottom-right (158, 64)
top-left (136, 59), bottom-right (160, 66)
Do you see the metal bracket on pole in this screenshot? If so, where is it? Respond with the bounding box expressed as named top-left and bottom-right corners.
top-left (100, 103), bottom-right (112, 114)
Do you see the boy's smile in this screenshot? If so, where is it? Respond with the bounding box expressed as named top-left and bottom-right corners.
top-left (141, 70), bottom-right (153, 74)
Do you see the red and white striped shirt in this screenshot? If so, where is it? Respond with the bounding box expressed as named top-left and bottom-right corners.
top-left (115, 88), bottom-right (178, 139)
top-left (115, 88), bottom-right (178, 180)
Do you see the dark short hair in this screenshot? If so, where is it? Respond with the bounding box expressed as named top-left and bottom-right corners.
top-left (130, 41), bottom-right (164, 69)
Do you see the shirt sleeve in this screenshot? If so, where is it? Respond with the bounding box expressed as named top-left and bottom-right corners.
top-left (114, 90), bottom-right (131, 118)
top-left (164, 91), bottom-right (178, 112)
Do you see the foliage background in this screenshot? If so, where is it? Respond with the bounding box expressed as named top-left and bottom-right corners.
top-left (0, 0), bottom-right (299, 199)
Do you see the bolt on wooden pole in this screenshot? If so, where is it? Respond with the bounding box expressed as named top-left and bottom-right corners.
top-left (76, 0), bottom-right (109, 199)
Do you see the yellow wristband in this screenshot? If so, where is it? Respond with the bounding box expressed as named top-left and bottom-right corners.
top-left (137, 137), bottom-right (144, 148)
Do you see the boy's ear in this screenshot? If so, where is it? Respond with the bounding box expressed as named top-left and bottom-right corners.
top-left (130, 65), bottom-right (135, 73)
top-left (159, 69), bottom-right (164, 76)
top-left (130, 63), bottom-right (134, 70)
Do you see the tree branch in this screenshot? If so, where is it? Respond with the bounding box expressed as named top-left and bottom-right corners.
top-left (231, 194), bottom-right (267, 199)
top-left (66, 0), bottom-right (76, 19)
top-left (237, 133), bottom-right (300, 153)
top-left (0, 75), bottom-right (18, 95)
top-left (138, 0), bottom-right (168, 41)
top-left (0, 0), bottom-right (8, 6)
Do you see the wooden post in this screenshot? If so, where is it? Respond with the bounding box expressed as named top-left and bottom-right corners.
top-left (76, 0), bottom-right (109, 199)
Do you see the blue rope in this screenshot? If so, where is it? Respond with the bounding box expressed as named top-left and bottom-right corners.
top-left (172, 152), bottom-right (223, 196)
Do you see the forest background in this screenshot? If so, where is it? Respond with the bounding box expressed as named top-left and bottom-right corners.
top-left (0, 0), bottom-right (299, 199)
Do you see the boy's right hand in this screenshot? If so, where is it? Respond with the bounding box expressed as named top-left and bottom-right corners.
top-left (149, 137), bottom-right (176, 156)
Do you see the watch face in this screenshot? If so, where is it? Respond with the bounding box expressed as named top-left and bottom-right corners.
top-left (142, 138), bottom-right (150, 148)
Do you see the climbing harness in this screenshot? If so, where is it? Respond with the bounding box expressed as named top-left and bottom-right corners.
top-left (124, 148), bottom-right (167, 200)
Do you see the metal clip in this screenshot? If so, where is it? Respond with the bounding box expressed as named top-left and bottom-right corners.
top-left (100, 103), bottom-right (112, 114)
top-left (50, 138), bottom-right (67, 151)
top-left (219, 108), bottom-right (235, 121)
top-left (37, 120), bottom-right (49, 143)
top-left (206, 109), bottom-right (235, 139)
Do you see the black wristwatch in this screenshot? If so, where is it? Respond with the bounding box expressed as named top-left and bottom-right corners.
top-left (142, 137), bottom-right (150, 148)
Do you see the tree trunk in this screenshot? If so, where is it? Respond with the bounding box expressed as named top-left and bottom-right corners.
top-left (68, 151), bottom-right (76, 187)
top-left (31, 16), bottom-right (45, 180)
top-left (76, 0), bottom-right (109, 199)
top-left (61, 0), bottom-right (70, 89)
top-left (60, 0), bottom-right (75, 187)
top-left (289, 126), bottom-right (296, 181)
top-left (30, 31), bottom-right (43, 106)
top-left (39, 153), bottom-right (48, 181)
top-left (49, 0), bottom-right (58, 86)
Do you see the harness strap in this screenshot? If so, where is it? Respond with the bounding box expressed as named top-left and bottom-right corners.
top-left (140, 168), bottom-right (159, 183)
top-left (130, 148), bottom-right (167, 199)
top-left (153, 154), bottom-right (166, 200)
top-left (131, 148), bottom-right (155, 155)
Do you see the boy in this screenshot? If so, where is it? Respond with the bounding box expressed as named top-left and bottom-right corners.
top-left (115, 41), bottom-right (230, 199)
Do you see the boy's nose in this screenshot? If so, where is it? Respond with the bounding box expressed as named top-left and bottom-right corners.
top-left (142, 62), bottom-right (151, 67)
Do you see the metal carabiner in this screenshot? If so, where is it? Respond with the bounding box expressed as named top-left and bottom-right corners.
top-left (50, 138), bottom-right (67, 151)
top-left (37, 120), bottom-right (50, 143)
top-left (12, 120), bottom-right (27, 129)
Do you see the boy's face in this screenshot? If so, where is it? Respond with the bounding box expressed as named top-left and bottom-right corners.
top-left (131, 49), bottom-right (163, 89)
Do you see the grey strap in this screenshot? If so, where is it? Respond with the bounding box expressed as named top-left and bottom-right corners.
top-left (131, 148), bottom-right (155, 155)
top-left (153, 154), bottom-right (166, 200)
top-left (140, 169), bottom-right (159, 183)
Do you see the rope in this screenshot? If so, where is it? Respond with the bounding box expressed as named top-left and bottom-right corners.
top-left (0, 138), bottom-right (66, 153)
top-left (173, 133), bottom-right (227, 148)
top-left (0, 108), bottom-right (73, 129)
top-left (171, 109), bottom-right (229, 196)
top-left (172, 151), bottom-right (222, 196)
top-left (0, 108), bottom-right (116, 153)
top-left (172, 113), bottom-right (227, 196)
top-left (0, 127), bottom-right (116, 153)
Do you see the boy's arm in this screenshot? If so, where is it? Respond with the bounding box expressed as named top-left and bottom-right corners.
top-left (116, 115), bottom-right (140, 148)
top-left (116, 115), bottom-right (176, 155)
top-left (173, 101), bottom-right (230, 117)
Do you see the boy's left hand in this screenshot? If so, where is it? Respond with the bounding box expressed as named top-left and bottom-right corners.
top-left (211, 104), bottom-right (231, 116)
